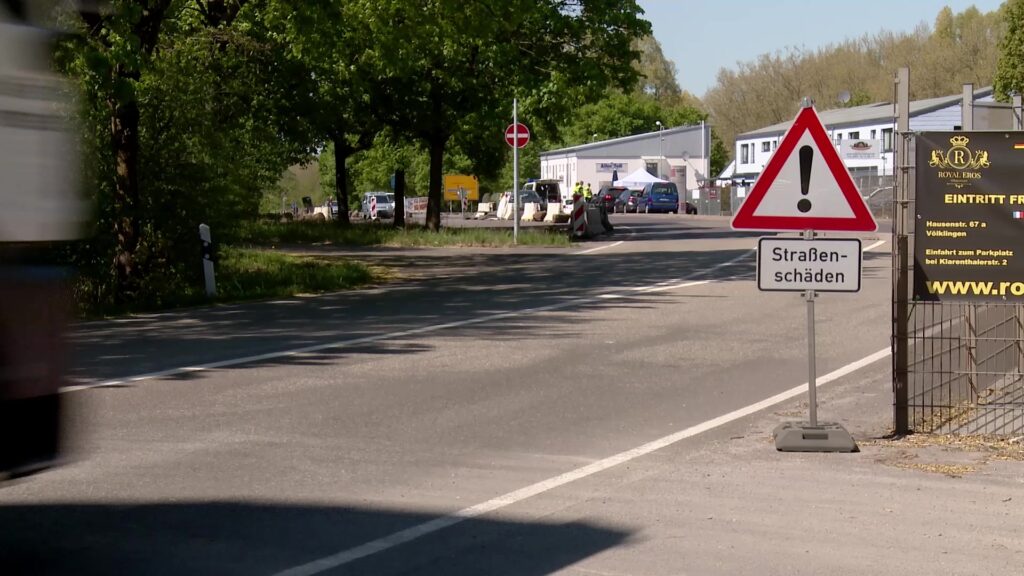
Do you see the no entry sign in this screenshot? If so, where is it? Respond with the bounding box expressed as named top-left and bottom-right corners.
top-left (505, 123), bottom-right (530, 148)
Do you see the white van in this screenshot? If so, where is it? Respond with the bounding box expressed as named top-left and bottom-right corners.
top-left (523, 180), bottom-right (569, 215)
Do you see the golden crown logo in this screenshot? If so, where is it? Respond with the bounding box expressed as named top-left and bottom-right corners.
top-left (928, 134), bottom-right (990, 171)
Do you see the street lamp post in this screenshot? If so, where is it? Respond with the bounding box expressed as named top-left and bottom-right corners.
top-left (655, 120), bottom-right (664, 178)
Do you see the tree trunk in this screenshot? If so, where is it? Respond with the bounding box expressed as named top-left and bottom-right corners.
top-left (426, 136), bottom-right (447, 231)
top-left (332, 135), bottom-right (351, 226)
top-left (393, 169), bottom-right (406, 227)
top-left (109, 94), bottom-right (142, 300)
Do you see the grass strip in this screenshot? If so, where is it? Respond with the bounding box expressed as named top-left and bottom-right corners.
top-left (232, 220), bottom-right (571, 248)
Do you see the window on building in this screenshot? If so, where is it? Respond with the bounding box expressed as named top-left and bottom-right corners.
top-left (741, 144), bottom-right (750, 164)
top-left (761, 141), bottom-right (771, 152)
top-left (834, 133), bottom-right (843, 145)
top-left (772, 139), bottom-right (778, 150)
top-left (849, 131), bottom-right (860, 140)
top-left (870, 129), bottom-right (876, 139)
top-left (882, 128), bottom-right (893, 152)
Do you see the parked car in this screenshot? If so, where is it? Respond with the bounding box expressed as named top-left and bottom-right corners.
top-left (595, 186), bottom-right (628, 212)
top-left (361, 192), bottom-right (395, 219)
top-left (639, 182), bottom-right (680, 213)
top-left (514, 189), bottom-right (546, 210)
top-left (616, 189), bottom-right (643, 213)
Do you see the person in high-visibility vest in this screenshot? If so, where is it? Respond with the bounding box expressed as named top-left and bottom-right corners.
top-left (583, 183), bottom-right (593, 202)
top-left (572, 181), bottom-right (583, 198)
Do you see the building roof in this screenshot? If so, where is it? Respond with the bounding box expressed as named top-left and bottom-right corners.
top-left (737, 87), bottom-right (994, 139)
top-left (540, 124), bottom-right (705, 157)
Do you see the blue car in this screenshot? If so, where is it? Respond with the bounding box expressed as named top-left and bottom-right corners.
top-left (640, 182), bottom-right (680, 213)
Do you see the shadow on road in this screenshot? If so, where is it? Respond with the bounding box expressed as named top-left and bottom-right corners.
top-left (68, 222), bottom-right (890, 385)
top-left (0, 500), bottom-right (630, 575)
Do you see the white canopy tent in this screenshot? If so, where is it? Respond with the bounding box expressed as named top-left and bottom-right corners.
top-left (613, 168), bottom-right (667, 187)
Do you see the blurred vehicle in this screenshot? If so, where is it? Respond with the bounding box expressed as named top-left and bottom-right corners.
top-left (312, 198), bottom-right (339, 220)
top-left (616, 189), bottom-right (643, 213)
top-left (640, 182), bottom-right (680, 214)
top-left (523, 179), bottom-right (563, 214)
top-left (361, 192), bottom-right (395, 219)
top-left (514, 189), bottom-right (546, 211)
top-left (593, 186), bottom-right (625, 212)
top-left (1, 9), bottom-right (87, 481)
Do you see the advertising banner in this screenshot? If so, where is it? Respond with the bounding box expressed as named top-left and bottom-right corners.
top-left (914, 132), bottom-right (1024, 301)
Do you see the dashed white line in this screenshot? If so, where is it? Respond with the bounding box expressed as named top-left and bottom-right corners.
top-left (272, 345), bottom-right (892, 576)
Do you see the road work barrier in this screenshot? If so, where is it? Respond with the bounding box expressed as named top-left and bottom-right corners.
top-left (521, 202), bottom-right (541, 222)
top-left (571, 194), bottom-right (586, 239)
top-left (496, 195), bottom-right (513, 220)
top-left (585, 206), bottom-right (607, 237)
top-left (475, 202), bottom-right (494, 219)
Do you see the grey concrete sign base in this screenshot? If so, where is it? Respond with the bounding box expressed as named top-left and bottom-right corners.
top-left (773, 421), bottom-right (859, 453)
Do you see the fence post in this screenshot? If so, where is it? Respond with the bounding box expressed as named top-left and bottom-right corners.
top-left (893, 67), bottom-right (912, 435)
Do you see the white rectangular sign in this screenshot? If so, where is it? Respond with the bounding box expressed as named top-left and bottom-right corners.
top-left (840, 139), bottom-right (882, 160)
top-left (757, 238), bottom-right (862, 292)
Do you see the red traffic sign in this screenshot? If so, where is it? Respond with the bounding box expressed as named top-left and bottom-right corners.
top-left (505, 123), bottom-right (530, 148)
top-left (731, 106), bottom-right (876, 232)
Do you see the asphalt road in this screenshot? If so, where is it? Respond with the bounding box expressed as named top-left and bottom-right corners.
top-left (1, 214), bottom-right (913, 574)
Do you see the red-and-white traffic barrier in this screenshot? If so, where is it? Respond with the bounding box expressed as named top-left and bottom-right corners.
top-left (571, 193), bottom-right (586, 239)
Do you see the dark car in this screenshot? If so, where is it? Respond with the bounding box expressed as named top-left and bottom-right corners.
top-left (615, 189), bottom-right (643, 213)
top-left (515, 189), bottom-right (546, 211)
top-left (593, 186), bottom-right (627, 212)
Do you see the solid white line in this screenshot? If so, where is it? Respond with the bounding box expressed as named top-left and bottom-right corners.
top-left (863, 240), bottom-right (886, 252)
top-left (572, 224), bottom-right (635, 255)
top-left (273, 345), bottom-right (892, 576)
top-left (574, 240), bottom-right (623, 255)
top-left (63, 248), bottom-right (755, 393)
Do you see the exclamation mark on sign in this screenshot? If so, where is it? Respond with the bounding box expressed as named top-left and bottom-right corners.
top-left (798, 145), bottom-right (813, 213)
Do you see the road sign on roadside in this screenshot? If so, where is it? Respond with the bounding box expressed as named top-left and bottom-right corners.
top-left (370, 195), bottom-right (378, 219)
top-left (731, 106), bottom-right (876, 232)
top-left (757, 237), bottom-right (862, 292)
top-left (505, 123), bottom-right (530, 148)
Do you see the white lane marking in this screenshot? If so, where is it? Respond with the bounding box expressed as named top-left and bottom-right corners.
top-left (273, 345), bottom-right (892, 576)
top-left (863, 240), bottom-right (886, 252)
top-left (572, 225), bottom-right (634, 255)
top-left (574, 240), bottom-right (623, 255)
top-left (63, 248), bottom-right (755, 393)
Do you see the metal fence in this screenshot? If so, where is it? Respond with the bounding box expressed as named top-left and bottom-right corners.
top-left (893, 127), bottom-right (1024, 435)
top-left (902, 301), bottom-right (1024, 434)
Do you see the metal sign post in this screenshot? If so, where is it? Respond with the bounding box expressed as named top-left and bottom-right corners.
top-left (803, 229), bottom-right (819, 428)
top-left (513, 99), bottom-right (519, 245)
top-left (769, 228), bottom-right (858, 452)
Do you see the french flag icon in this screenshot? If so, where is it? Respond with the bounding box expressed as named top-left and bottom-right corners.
top-left (1014, 211), bottom-right (1024, 219)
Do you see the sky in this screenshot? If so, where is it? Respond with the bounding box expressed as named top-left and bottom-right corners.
top-left (638, 0), bottom-right (1006, 97)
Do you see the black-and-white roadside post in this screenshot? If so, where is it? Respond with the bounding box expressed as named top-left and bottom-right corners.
top-left (199, 223), bottom-right (216, 297)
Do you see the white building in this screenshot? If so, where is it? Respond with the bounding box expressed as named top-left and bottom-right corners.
top-left (539, 124), bottom-right (711, 193)
top-left (724, 87), bottom-right (996, 186)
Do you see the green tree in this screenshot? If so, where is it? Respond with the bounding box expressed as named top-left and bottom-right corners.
top-left (258, 0), bottom-right (383, 226)
top-left (353, 0), bottom-right (650, 231)
top-left (996, 0), bottom-right (1024, 99)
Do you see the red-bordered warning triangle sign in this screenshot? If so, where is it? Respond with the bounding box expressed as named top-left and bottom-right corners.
top-left (731, 106), bottom-right (877, 231)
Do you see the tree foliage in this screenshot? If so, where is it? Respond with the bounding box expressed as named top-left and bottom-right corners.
top-left (704, 5), bottom-right (1004, 159)
top-left (995, 0), bottom-right (1024, 99)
